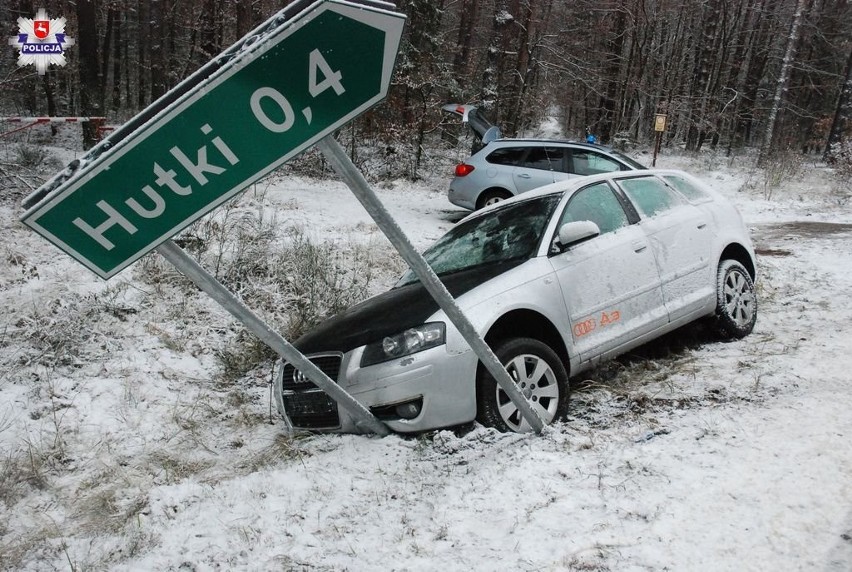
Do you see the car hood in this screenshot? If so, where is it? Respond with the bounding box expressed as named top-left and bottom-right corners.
top-left (294, 258), bottom-right (526, 355)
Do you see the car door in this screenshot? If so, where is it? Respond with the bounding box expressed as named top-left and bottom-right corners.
top-left (512, 146), bottom-right (558, 193)
top-left (549, 182), bottom-right (667, 363)
top-left (616, 175), bottom-right (714, 322)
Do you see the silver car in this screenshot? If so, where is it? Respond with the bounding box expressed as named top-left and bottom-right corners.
top-left (275, 169), bottom-right (757, 434)
top-left (443, 104), bottom-right (646, 210)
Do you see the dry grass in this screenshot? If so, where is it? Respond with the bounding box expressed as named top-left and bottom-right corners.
top-left (139, 200), bottom-right (382, 381)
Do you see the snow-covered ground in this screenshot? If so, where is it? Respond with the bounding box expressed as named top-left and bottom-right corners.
top-left (1, 133), bottom-right (852, 571)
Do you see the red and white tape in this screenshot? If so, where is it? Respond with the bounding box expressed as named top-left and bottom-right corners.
top-left (1, 117), bottom-right (106, 123)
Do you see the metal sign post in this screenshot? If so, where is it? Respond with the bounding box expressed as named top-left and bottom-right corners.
top-left (19, 0), bottom-right (405, 437)
top-left (316, 137), bottom-right (545, 434)
top-left (653, 114), bottom-right (667, 167)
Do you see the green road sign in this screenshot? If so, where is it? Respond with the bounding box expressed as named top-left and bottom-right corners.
top-left (21, 1), bottom-right (405, 279)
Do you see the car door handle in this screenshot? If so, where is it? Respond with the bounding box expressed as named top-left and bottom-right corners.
top-left (632, 240), bottom-right (647, 253)
top-left (517, 173), bottom-right (531, 179)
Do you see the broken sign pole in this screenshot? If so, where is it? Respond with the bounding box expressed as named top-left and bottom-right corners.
top-left (316, 136), bottom-right (545, 434)
top-left (156, 239), bottom-right (390, 436)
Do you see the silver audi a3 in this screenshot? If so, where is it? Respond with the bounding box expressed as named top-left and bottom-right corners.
top-left (275, 169), bottom-right (757, 434)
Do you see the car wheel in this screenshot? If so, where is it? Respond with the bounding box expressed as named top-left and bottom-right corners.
top-left (476, 338), bottom-right (570, 432)
top-left (476, 189), bottom-right (512, 209)
top-left (713, 259), bottom-right (757, 338)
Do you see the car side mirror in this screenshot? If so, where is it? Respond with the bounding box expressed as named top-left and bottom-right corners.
top-left (555, 220), bottom-right (600, 252)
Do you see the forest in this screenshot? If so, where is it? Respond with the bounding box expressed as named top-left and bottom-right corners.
top-left (2, 0), bottom-right (851, 176)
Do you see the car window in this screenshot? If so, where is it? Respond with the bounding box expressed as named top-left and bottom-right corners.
top-left (397, 195), bottom-right (562, 285)
top-left (609, 149), bottom-right (646, 170)
top-left (556, 182), bottom-right (630, 236)
top-left (569, 150), bottom-right (624, 176)
top-left (619, 176), bottom-right (686, 217)
top-left (520, 147), bottom-right (561, 171)
top-left (663, 174), bottom-right (712, 202)
top-left (486, 147), bottom-right (526, 166)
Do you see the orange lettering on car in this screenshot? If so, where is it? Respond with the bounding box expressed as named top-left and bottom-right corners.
top-left (600, 310), bottom-right (621, 325)
top-left (573, 318), bottom-right (597, 337)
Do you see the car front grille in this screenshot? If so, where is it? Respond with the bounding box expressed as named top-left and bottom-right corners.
top-left (280, 354), bottom-right (342, 429)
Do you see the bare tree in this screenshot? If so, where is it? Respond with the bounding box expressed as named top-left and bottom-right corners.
top-left (825, 44), bottom-right (852, 163)
top-left (1, 0), bottom-right (849, 164)
top-left (759, 0), bottom-right (807, 162)
top-left (75, 0), bottom-right (102, 148)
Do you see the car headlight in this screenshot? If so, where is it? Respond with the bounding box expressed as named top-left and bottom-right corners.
top-left (360, 322), bottom-right (446, 367)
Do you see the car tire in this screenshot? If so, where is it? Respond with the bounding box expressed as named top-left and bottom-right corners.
top-left (713, 259), bottom-right (757, 338)
top-left (476, 337), bottom-right (570, 432)
top-left (476, 189), bottom-right (512, 209)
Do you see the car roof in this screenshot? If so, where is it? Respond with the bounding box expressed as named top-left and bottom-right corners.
top-left (459, 169), bottom-right (710, 223)
top-left (442, 103), bottom-right (630, 156)
top-left (484, 138), bottom-right (618, 152)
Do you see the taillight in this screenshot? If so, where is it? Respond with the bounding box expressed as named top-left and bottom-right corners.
top-left (455, 163), bottom-right (475, 177)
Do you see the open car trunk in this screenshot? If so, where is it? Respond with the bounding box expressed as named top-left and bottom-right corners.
top-left (442, 103), bottom-right (502, 145)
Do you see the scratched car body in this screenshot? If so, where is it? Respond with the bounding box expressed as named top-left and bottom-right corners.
top-left (275, 169), bottom-right (757, 434)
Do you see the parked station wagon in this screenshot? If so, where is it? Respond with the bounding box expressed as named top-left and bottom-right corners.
top-left (275, 169), bottom-right (757, 433)
top-left (443, 104), bottom-right (646, 210)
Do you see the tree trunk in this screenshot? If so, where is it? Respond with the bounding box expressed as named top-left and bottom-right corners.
top-left (481, 0), bottom-right (512, 124)
top-left (150, 0), bottom-right (167, 99)
top-left (824, 44), bottom-right (852, 163)
top-left (111, 10), bottom-right (122, 111)
top-left (236, 1), bottom-right (253, 38)
top-left (685, 0), bottom-right (722, 152)
top-left (599, 5), bottom-right (627, 145)
top-left (759, 0), bottom-right (808, 163)
top-left (42, 74), bottom-right (57, 135)
top-left (451, 0), bottom-right (479, 100)
top-left (201, 0), bottom-right (223, 61)
top-left (738, 0), bottom-right (776, 147)
top-left (503, 0), bottom-right (534, 135)
top-left (137, 0), bottom-right (149, 109)
top-left (75, 0), bottom-right (102, 149)
top-left (100, 7), bottom-right (114, 112)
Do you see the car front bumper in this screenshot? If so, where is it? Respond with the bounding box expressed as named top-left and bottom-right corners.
top-left (274, 344), bottom-right (479, 434)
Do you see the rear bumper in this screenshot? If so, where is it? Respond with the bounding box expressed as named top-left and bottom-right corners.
top-left (448, 184), bottom-right (476, 210)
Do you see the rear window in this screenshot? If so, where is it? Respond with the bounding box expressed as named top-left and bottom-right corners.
top-left (619, 176), bottom-right (686, 218)
top-left (663, 174), bottom-right (712, 202)
top-left (557, 182), bottom-right (630, 237)
top-left (609, 149), bottom-right (647, 170)
top-left (486, 147), bottom-right (526, 166)
top-left (569, 150), bottom-right (624, 176)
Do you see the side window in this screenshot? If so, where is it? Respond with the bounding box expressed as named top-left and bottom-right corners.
top-left (556, 182), bottom-right (630, 236)
top-left (619, 176), bottom-right (686, 218)
top-left (663, 174), bottom-right (712, 202)
top-left (569, 150), bottom-right (624, 176)
top-left (486, 147), bottom-right (526, 166)
top-left (520, 147), bottom-right (561, 171)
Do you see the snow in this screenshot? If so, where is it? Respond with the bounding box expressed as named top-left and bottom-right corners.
top-left (2, 135), bottom-right (852, 570)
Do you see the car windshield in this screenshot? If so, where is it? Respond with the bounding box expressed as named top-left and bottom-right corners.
top-left (398, 195), bottom-right (562, 286)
